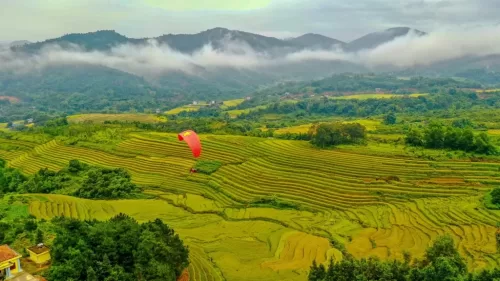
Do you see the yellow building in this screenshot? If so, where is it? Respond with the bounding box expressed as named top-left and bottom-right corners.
top-left (26, 244), bottom-right (50, 265)
top-left (0, 244), bottom-right (23, 280)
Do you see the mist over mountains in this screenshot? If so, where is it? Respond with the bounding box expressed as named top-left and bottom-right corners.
top-left (5, 26), bottom-right (500, 73)
top-left (1, 25), bottom-right (500, 104)
top-left (11, 26), bottom-right (422, 55)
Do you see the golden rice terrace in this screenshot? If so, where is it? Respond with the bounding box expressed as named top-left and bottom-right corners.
top-left (1, 132), bottom-right (499, 280)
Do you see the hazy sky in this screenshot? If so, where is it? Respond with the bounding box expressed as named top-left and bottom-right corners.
top-left (1, 0), bottom-right (499, 42)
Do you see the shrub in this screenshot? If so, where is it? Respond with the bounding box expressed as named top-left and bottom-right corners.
top-left (491, 187), bottom-right (500, 205)
top-left (194, 160), bottom-right (223, 175)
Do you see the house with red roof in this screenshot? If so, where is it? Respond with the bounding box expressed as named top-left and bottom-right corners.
top-left (0, 244), bottom-right (23, 279)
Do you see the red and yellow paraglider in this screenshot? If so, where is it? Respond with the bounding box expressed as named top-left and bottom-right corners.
top-left (178, 130), bottom-right (202, 173)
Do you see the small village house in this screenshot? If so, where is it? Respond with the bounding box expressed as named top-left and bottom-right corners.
top-left (155, 109), bottom-right (161, 114)
top-left (192, 101), bottom-right (198, 105)
top-left (26, 244), bottom-right (50, 266)
top-left (375, 88), bottom-right (382, 93)
top-left (0, 245), bottom-right (23, 279)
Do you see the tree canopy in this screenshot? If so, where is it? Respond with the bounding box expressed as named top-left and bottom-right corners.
top-left (309, 122), bottom-right (366, 148)
top-left (405, 123), bottom-right (497, 155)
top-left (308, 235), bottom-right (499, 281)
top-left (48, 214), bottom-right (189, 281)
top-left (0, 159), bottom-right (141, 199)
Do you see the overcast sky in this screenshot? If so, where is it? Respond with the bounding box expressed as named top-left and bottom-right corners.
top-left (1, 0), bottom-right (499, 42)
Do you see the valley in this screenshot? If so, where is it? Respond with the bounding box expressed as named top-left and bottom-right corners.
top-left (1, 123), bottom-right (499, 280)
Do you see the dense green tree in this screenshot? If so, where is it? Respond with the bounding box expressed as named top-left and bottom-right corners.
top-left (48, 214), bottom-right (188, 281)
top-left (405, 125), bottom-right (497, 155)
top-left (405, 128), bottom-right (424, 147)
top-left (452, 118), bottom-right (474, 129)
top-left (24, 219), bottom-right (38, 232)
top-left (68, 159), bottom-right (85, 173)
top-left (36, 229), bottom-right (44, 244)
top-left (474, 132), bottom-right (497, 155)
top-left (74, 167), bottom-right (140, 199)
top-left (384, 112), bottom-right (397, 125)
top-left (307, 235), bottom-right (491, 281)
top-left (310, 122), bottom-right (366, 148)
top-left (424, 122), bottom-right (445, 149)
top-left (490, 188), bottom-right (500, 205)
top-left (308, 261), bottom-right (326, 281)
top-left (0, 159), bottom-right (140, 199)
top-left (20, 168), bottom-right (69, 194)
top-left (444, 127), bottom-right (462, 150)
top-left (457, 129), bottom-right (474, 151)
top-left (424, 235), bottom-right (466, 273)
top-left (86, 267), bottom-right (97, 281)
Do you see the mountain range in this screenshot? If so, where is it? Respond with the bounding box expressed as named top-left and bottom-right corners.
top-left (12, 26), bottom-right (425, 54)
top-left (1, 26), bottom-right (499, 118)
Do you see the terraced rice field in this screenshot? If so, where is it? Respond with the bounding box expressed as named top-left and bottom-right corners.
top-left (475, 89), bottom-right (500, 93)
top-left (0, 95), bottom-right (21, 103)
top-left (68, 113), bottom-right (162, 123)
top-left (225, 105), bottom-right (267, 118)
top-left (2, 132), bottom-right (500, 279)
top-left (331, 93), bottom-right (428, 100)
top-left (488, 129), bottom-right (500, 135)
top-left (221, 99), bottom-right (245, 109)
top-left (166, 104), bottom-right (208, 115)
top-left (27, 194), bottom-right (313, 281)
top-left (275, 119), bottom-right (381, 134)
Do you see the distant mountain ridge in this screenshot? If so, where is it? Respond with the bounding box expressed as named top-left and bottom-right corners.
top-left (14, 26), bottom-right (424, 54)
top-left (9, 40), bottom-right (31, 47)
top-left (286, 33), bottom-right (346, 50)
top-left (6, 25), bottom-right (499, 118)
top-left (344, 27), bottom-right (426, 52)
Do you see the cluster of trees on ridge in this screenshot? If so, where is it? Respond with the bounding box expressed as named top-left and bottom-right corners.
top-left (309, 122), bottom-right (367, 148)
top-left (308, 235), bottom-right (500, 281)
top-left (405, 122), bottom-right (497, 155)
top-left (239, 90), bottom-right (494, 119)
top-left (0, 159), bottom-right (140, 199)
top-left (47, 214), bottom-right (189, 281)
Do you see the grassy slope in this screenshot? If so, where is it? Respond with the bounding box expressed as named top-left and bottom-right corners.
top-left (68, 113), bottom-right (164, 124)
top-left (2, 132), bottom-right (500, 279)
top-left (330, 93), bottom-right (428, 100)
top-left (274, 119), bottom-right (381, 135)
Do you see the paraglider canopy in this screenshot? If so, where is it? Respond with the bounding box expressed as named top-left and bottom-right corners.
top-left (178, 130), bottom-right (202, 158)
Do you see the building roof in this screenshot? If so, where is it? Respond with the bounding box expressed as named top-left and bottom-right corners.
top-left (0, 245), bottom-right (21, 262)
top-left (27, 244), bottom-right (50, 255)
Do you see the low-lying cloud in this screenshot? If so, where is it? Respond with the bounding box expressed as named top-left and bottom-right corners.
top-left (2, 25), bottom-right (500, 77)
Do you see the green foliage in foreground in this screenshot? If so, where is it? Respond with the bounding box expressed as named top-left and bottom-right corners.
top-left (310, 122), bottom-right (366, 148)
top-left (0, 196), bottom-right (34, 245)
top-left (47, 214), bottom-right (189, 281)
top-left (308, 235), bottom-right (500, 281)
top-left (193, 160), bottom-right (223, 175)
top-left (0, 159), bottom-right (141, 199)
